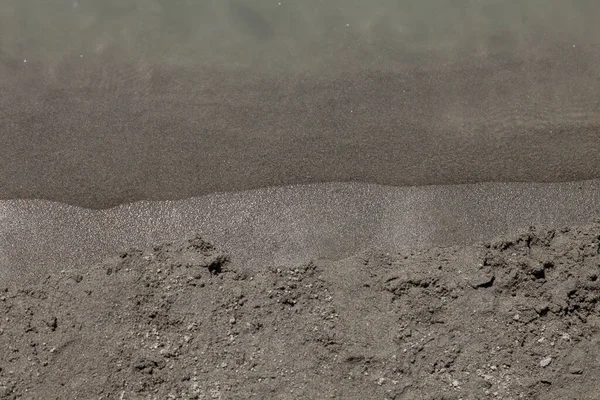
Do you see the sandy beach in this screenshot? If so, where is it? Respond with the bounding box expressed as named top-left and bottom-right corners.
top-left (1, 1), bottom-right (600, 399)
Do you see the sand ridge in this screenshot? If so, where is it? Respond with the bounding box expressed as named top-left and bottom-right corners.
top-left (1, 180), bottom-right (599, 285)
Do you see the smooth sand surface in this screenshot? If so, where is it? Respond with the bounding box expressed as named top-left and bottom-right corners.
top-left (2, 60), bottom-right (599, 209)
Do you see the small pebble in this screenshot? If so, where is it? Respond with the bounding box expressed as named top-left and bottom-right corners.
top-left (569, 366), bottom-right (583, 375)
top-left (540, 356), bottom-right (552, 367)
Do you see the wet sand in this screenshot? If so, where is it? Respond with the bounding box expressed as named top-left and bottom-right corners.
top-left (1, 57), bottom-right (599, 209)
top-left (1, 1), bottom-right (600, 208)
top-left (2, 179), bottom-right (600, 285)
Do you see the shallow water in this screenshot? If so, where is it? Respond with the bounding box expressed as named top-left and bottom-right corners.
top-left (1, 1), bottom-right (600, 208)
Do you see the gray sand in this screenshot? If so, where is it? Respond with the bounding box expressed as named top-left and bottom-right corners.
top-left (1, 218), bottom-right (599, 399)
top-left (1, 1), bottom-right (600, 398)
top-left (2, 180), bottom-right (600, 284)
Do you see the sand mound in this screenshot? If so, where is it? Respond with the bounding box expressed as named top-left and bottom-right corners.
top-left (1, 222), bottom-right (599, 399)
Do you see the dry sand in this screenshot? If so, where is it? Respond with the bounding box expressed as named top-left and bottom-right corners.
top-left (1, 220), bottom-right (599, 399)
